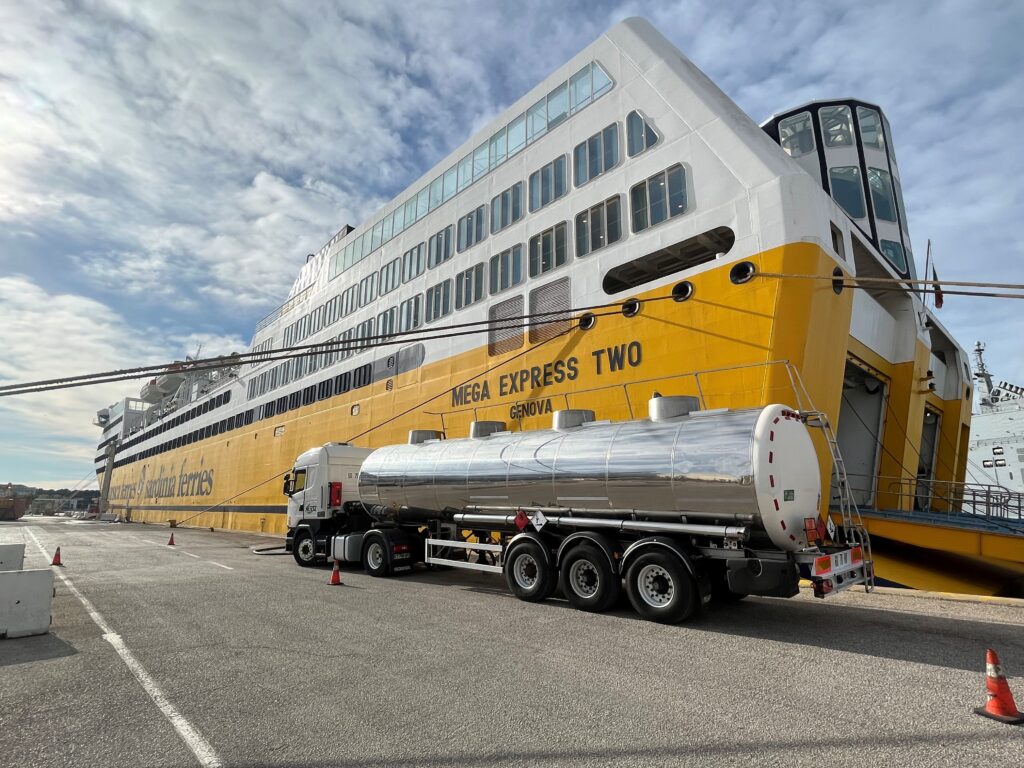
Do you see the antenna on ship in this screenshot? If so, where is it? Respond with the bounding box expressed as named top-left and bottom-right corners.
top-left (973, 342), bottom-right (995, 405)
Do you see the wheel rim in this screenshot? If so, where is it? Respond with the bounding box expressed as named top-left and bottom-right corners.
top-left (568, 559), bottom-right (600, 598)
top-left (513, 553), bottom-right (539, 589)
top-left (367, 542), bottom-right (384, 570)
top-left (637, 564), bottom-right (674, 608)
top-left (297, 538), bottom-right (314, 561)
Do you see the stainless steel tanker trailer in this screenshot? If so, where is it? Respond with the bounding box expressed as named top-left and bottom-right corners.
top-left (284, 397), bottom-right (873, 623)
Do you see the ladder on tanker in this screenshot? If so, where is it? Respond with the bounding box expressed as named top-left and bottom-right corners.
top-left (785, 365), bottom-right (875, 593)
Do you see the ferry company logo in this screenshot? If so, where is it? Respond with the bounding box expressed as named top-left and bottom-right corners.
top-left (109, 458), bottom-right (216, 501)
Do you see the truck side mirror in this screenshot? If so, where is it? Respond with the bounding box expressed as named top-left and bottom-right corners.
top-left (282, 473), bottom-right (293, 496)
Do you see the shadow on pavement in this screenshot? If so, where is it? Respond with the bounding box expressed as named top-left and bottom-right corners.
top-left (243, 729), bottom-right (1020, 768)
top-left (0, 631), bottom-right (78, 668)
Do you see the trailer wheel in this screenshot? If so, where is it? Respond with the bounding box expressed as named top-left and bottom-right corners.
top-left (625, 550), bottom-right (697, 624)
top-left (362, 537), bottom-right (391, 577)
top-left (504, 540), bottom-right (556, 602)
top-left (292, 531), bottom-right (317, 568)
top-left (559, 543), bottom-right (620, 612)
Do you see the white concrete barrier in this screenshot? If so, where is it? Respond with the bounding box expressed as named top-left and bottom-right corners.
top-left (0, 569), bottom-right (54, 638)
top-left (0, 543), bottom-right (26, 572)
top-left (99, 513), bottom-right (117, 522)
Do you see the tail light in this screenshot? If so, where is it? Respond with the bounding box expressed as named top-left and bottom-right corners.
top-left (329, 482), bottom-right (343, 508)
top-left (393, 543), bottom-right (410, 554)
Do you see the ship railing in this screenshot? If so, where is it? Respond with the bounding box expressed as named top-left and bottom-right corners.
top-left (868, 475), bottom-right (1024, 524)
top-left (252, 284), bottom-right (313, 336)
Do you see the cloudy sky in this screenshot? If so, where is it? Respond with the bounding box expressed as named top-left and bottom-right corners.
top-left (1, 0), bottom-right (1022, 489)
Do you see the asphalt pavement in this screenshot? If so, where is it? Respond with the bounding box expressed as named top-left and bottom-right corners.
top-left (2, 517), bottom-right (1023, 768)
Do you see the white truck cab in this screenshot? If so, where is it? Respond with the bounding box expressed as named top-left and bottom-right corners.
top-left (283, 442), bottom-right (372, 566)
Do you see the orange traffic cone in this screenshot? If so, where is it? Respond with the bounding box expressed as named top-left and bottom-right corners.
top-left (975, 649), bottom-right (1024, 724)
top-left (328, 561), bottom-right (342, 586)
top-left (51, 546), bottom-right (63, 567)
top-left (167, 532), bottom-right (175, 546)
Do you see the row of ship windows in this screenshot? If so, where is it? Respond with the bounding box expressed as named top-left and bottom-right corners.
top-left (112, 366), bottom-right (376, 469)
top-left (101, 391), bottom-right (234, 463)
top-left (778, 105), bottom-right (887, 157)
top-left (278, 114), bottom-right (661, 352)
top-left (247, 164), bottom-right (690, 400)
top-left (322, 61), bottom-right (614, 282)
top-left (326, 108), bottom-right (658, 284)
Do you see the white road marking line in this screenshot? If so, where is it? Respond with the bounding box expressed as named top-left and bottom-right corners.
top-left (182, 552), bottom-right (201, 559)
top-left (24, 527), bottom-right (223, 768)
top-left (208, 561), bottom-right (233, 570)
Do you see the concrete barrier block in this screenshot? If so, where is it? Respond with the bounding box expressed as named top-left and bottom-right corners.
top-left (0, 543), bottom-right (26, 572)
top-left (0, 569), bottom-right (54, 639)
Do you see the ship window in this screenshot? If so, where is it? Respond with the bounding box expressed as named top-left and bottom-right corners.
top-left (488, 294), bottom-right (524, 356)
top-left (356, 319), bottom-right (375, 350)
top-left (529, 277), bottom-right (571, 343)
top-left (575, 196), bottom-right (622, 257)
top-left (528, 155), bottom-right (568, 212)
top-left (995, 459), bottom-right (1007, 468)
top-left (778, 111), bottom-right (815, 158)
top-left (829, 166), bottom-right (866, 219)
top-left (603, 226), bottom-right (735, 295)
top-left (574, 123), bottom-right (619, 187)
top-left (528, 222), bottom-right (568, 277)
top-left (429, 176), bottom-right (444, 212)
top-left (428, 225), bottom-right (454, 268)
top-left (379, 258), bottom-right (401, 296)
top-left (820, 105), bottom-right (854, 147)
top-left (867, 168), bottom-right (897, 222)
top-left (491, 182), bottom-right (524, 234)
top-left (353, 363), bottom-right (372, 389)
top-left (457, 206), bottom-right (486, 252)
top-left (857, 107), bottom-right (885, 151)
top-left (442, 166), bottom-right (457, 202)
top-left (318, 379), bottom-right (332, 401)
top-left (489, 127), bottom-right (507, 169)
top-left (473, 141), bottom-right (488, 181)
top-left (993, 446), bottom-right (1004, 455)
top-left (335, 372), bottom-right (351, 394)
top-left (626, 110), bottom-right (659, 157)
top-left (507, 113), bottom-right (527, 156)
top-left (399, 294), bottom-right (423, 332)
top-left (303, 386), bottom-right (317, 406)
top-left (630, 165), bottom-right (688, 233)
top-left (489, 244), bottom-right (525, 295)
top-left (359, 274), bottom-right (377, 307)
top-left (416, 187), bottom-right (429, 220)
top-left (377, 307), bottom-right (398, 340)
top-left (425, 279), bottom-right (452, 323)
top-left (879, 240), bottom-right (907, 272)
top-left (527, 97), bottom-right (547, 143)
top-left (831, 223), bottom-right (846, 260)
top-left (455, 263), bottom-right (486, 310)
top-left (548, 82), bottom-right (569, 128)
top-left (457, 154), bottom-right (473, 192)
top-left (277, 395), bottom-right (288, 413)
top-left (403, 243), bottom-right (426, 283)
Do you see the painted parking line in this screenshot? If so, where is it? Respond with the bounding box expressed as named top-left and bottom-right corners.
top-left (24, 527), bottom-right (223, 768)
top-left (208, 561), bottom-right (233, 570)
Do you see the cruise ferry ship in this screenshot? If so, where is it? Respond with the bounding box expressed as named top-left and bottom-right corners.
top-left (94, 18), bottom-right (1020, 593)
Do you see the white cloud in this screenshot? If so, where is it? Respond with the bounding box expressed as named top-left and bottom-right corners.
top-left (1, 0), bottom-right (1023, 487)
top-left (0, 275), bottom-right (246, 484)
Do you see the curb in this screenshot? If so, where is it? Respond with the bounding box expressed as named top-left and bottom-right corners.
top-left (799, 580), bottom-right (1024, 607)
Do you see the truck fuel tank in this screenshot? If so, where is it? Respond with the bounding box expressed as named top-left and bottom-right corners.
top-left (357, 404), bottom-right (821, 552)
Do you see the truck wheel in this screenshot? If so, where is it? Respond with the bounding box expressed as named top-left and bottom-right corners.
top-left (362, 537), bottom-right (391, 577)
top-left (503, 540), bottom-right (555, 602)
top-left (625, 550), bottom-right (697, 624)
top-left (292, 531), bottom-right (317, 568)
top-left (559, 543), bottom-right (620, 612)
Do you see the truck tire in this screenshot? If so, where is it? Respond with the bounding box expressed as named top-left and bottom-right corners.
top-left (504, 539), bottom-right (556, 602)
top-left (624, 550), bottom-right (698, 624)
top-left (559, 543), bottom-right (620, 612)
top-left (292, 531), bottom-right (317, 568)
top-left (362, 537), bottom-right (391, 577)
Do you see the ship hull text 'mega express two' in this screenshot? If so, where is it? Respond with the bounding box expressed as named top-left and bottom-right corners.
top-left (96, 18), bottom-right (992, 592)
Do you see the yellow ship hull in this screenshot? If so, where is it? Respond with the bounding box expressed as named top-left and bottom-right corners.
top-left (103, 241), bottom-right (1015, 595)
